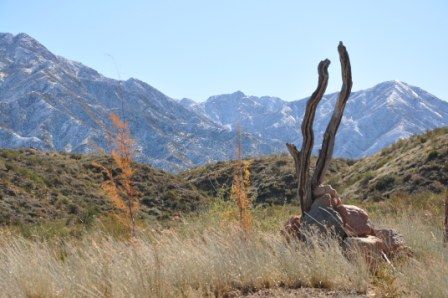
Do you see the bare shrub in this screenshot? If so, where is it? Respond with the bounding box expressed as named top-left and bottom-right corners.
top-left (101, 112), bottom-right (139, 237)
top-left (231, 125), bottom-right (252, 232)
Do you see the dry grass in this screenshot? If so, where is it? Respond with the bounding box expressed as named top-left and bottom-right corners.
top-left (0, 193), bottom-right (446, 297)
top-left (0, 225), bottom-right (369, 297)
top-left (372, 211), bottom-right (447, 297)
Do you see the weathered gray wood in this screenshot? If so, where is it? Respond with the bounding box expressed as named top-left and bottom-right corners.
top-left (296, 59), bottom-right (330, 214)
top-left (312, 42), bottom-right (352, 189)
top-left (286, 142), bottom-right (300, 184)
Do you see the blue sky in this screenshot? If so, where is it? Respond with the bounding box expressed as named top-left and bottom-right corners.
top-left (1, 0), bottom-right (447, 101)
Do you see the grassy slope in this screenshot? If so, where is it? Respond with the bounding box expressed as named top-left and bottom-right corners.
top-left (180, 155), bottom-right (351, 205)
top-left (0, 149), bottom-right (207, 224)
top-left (1, 127), bottom-right (447, 225)
top-left (338, 127), bottom-right (448, 200)
top-left (181, 127), bottom-right (448, 203)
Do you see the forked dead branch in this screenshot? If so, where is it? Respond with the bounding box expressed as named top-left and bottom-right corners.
top-left (286, 42), bottom-right (351, 215)
top-left (284, 42), bottom-right (409, 263)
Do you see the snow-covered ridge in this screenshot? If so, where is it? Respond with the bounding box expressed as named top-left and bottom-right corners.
top-left (1, 32), bottom-right (448, 171)
top-left (183, 80), bottom-right (448, 159)
top-left (0, 33), bottom-right (282, 171)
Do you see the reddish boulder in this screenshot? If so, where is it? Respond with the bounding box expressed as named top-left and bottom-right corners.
top-left (283, 215), bottom-right (301, 241)
top-left (313, 184), bottom-right (342, 207)
top-left (310, 194), bottom-right (333, 209)
top-left (335, 204), bottom-right (375, 237)
top-left (344, 235), bottom-right (387, 266)
top-left (374, 228), bottom-right (408, 256)
top-left (313, 184), bottom-right (338, 198)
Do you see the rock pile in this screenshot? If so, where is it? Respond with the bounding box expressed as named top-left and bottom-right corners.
top-left (283, 185), bottom-right (409, 262)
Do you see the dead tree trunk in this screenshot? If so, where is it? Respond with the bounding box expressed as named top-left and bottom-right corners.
top-left (287, 42), bottom-right (352, 215)
top-left (287, 59), bottom-right (330, 214)
top-left (312, 42), bottom-right (352, 189)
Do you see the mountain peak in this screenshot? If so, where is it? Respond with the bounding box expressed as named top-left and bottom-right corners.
top-left (1, 32), bottom-right (447, 171)
top-left (0, 32), bottom-right (57, 64)
top-left (373, 80), bottom-right (410, 89)
top-left (232, 90), bottom-right (245, 96)
top-left (367, 80), bottom-right (421, 100)
top-left (10, 32), bottom-right (48, 51)
top-left (14, 32), bottom-right (35, 41)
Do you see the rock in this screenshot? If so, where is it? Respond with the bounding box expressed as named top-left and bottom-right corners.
top-left (282, 215), bottom-right (301, 241)
top-left (310, 194), bottom-right (333, 209)
top-left (313, 184), bottom-right (338, 199)
top-left (374, 228), bottom-right (407, 256)
top-left (313, 184), bottom-right (342, 207)
top-left (335, 204), bottom-right (375, 237)
top-left (301, 206), bottom-right (347, 240)
top-left (344, 235), bottom-right (386, 265)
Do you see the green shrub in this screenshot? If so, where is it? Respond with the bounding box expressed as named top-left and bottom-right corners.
top-left (360, 172), bottom-right (375, 187)
top-left (374, 175), bottom-right (397, 191)
top-left (426, 150), bottom-right (439, 161)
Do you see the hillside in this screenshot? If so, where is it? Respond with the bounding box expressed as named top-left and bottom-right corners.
top-left (181, 127), bottom-right (448, 204)
top-left (0, 149), bottom-right (207, 225)
top-left (1, 128), bottom-right (446, 225)
top-left (180, 155), bottom-right (351, 206)
top-left (338, 127), bottom-right (448, 200)
top-left (2, 32), bottom-right (448, 172)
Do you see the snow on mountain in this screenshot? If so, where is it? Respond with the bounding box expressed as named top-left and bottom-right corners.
top-left (188, 81), bottom-right (448, 159)
top-left (289, 80), bottom-right (448, 157)
top-left (0, 33), bottom-right (282, 171)
top-left (1, 32), bottom-right (447, 171)
top-left (186, 91), bottom-right (299, 141)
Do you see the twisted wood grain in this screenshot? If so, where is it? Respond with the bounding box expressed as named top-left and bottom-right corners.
top-left (295, 59), bottom-right (330, 213)
top-left (312, 42), bottom-right (352, 190)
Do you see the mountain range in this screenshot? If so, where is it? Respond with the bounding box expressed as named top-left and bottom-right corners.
top-left (1, 32), bottom-right (448, 171)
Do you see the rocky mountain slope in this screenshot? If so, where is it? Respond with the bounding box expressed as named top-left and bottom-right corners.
top-left (0, 33), bottom-right (281, 172)
top-left (1, 32), bottom-right (448, 171)
top-left (185, 81), bottom-right (448, 158)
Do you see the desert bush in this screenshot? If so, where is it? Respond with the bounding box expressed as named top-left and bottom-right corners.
top-left (426, 150), bottom-right (439, 161)
top-left (100, 112), bottom-right (140, 237)
top-left (360, 171), bottom-right (374, 187)
top-left (374, 174), bottom-right (397, 191)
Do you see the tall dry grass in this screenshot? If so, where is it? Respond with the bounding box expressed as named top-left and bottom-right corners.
top-left (0, 224), bottom-right (369, 297)
top-left (0, 194), bottom-right (446, 297)
top-left (373, 211), bottom-right (448, 297)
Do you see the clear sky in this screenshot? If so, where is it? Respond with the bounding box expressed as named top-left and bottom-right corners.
top-left (1, 0), bottom-right (447, 101)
